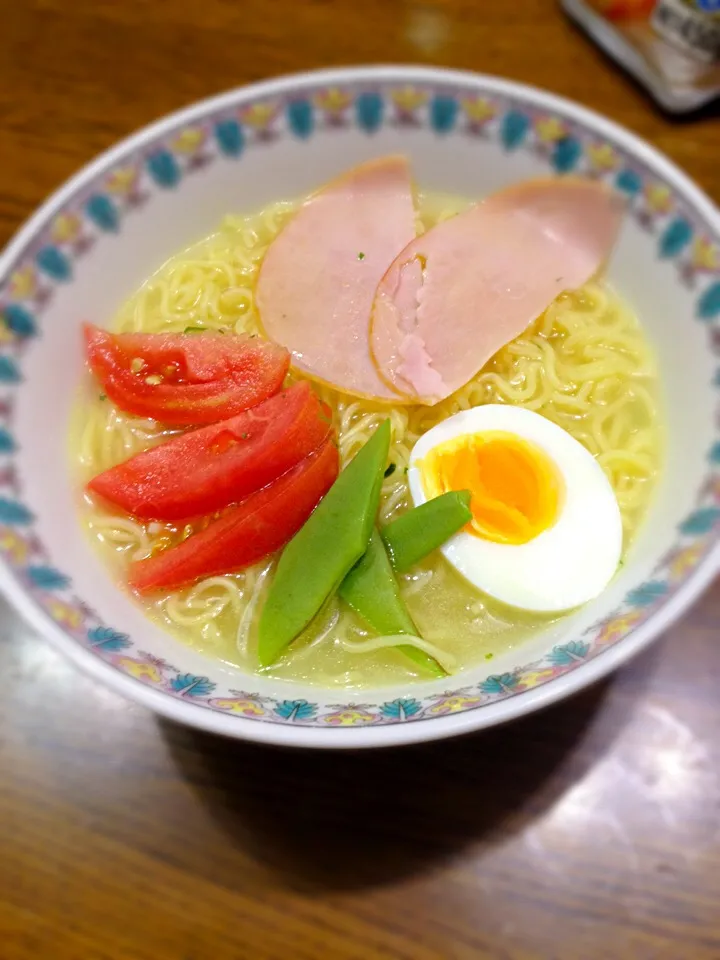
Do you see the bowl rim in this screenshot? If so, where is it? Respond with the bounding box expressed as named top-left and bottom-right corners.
top-left (1, 64), bottom-right (718, 748)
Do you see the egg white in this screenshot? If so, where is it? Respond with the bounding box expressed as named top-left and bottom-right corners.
top-left (408, 405), bottom-right (623, 613)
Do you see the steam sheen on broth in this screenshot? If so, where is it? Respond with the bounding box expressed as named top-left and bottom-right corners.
top-left (71, 192), bottom-right (663, 688)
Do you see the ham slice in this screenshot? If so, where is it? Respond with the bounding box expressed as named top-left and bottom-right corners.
top-left (370, 177), bottom-right (625, 405)
top-left (256, 156), bottom-right (417, 401)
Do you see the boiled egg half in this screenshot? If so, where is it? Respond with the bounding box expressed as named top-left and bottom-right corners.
top-left (408, 405), bottom-right (623, 612)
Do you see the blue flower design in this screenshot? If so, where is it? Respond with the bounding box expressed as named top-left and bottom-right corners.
top-left (479, 673), bottom-right (518, 695)
top-left (215, 119), bottom-right (244, 156)
top-left (697, 283), bottom-right (720, 322)
top-left (170, 673), bottom-right (216, 697)
top-left (547, 641), bottom-right (590, 666)
top-left (430, 96), bottom-right (458, 134)
top-left (36, 246), bottom-right (71, 281)
top-left (0, 357), bottom-right (20, 383)
top-left (659, 217), bottom-right (692, 258)
top-left (0, 429), bottom-right (15, 453)
top-left (679, 506), bottom-right (720, 535)
top-left (551, 137), bottom-right (582, 173)
top-left (287, 99), bottom-right (313, 139)
top-left (26, 565), bottom-right (70, 590)
top-left (625, 580), bottom-right (668, 607)
top-left (147, 150), bottom-right (181, 188)
top-left (274, 699), bottom-right (317, 721)
top-left (88, 626), bottom-right (131, 652)
top-left (85, 195), bottom-right (119, 232)
top-left (0, 499), bottom-right (33, 525)
top-left (356, 92), bottom-right (383, 133)
top-left (380, 698), bottom-right (422, 720)
top-left (615, 168), bottom-right (642, 196)
top-left (3, 305), bottom-right (36, 338)
top-left (500, 111), bottom-right (530, 150)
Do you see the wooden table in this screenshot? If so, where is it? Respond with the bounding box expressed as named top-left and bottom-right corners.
top-left (1, 2), bottom-right (719, 958)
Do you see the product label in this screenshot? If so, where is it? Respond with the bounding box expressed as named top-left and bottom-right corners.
top-left (652, 0), bottom-right (720, 63)
top-left (563, 0), bottom-right (720, 110)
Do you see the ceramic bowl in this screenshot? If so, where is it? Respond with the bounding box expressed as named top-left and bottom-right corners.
top-left (0, 67), bottom-right (718, 748)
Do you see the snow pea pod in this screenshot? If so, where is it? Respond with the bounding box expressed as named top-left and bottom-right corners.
top-left (339, 529), bottom-right (446, 678)
top-left (382, 490), bottom-right (472, 573)
top-left (257, 420), bottom-right (390, 667)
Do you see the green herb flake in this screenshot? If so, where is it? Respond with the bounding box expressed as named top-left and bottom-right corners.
top-left (357, 252), bottom-right (365, 261)
top-left (183, 325), bottom-right (205, 334)
top-left (485, 652), bottom-right (494, 661)
top-left (241, 433), bottom-right (249, 440)
top-left (98, 393), bottom-right (106, 401)
top-left (384, 463), bottom-right (396, 478)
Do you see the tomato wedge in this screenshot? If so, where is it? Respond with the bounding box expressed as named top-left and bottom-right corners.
top-left (128, 438), bottom-right (339, 594)
top-left (84, 324), bottom-right (290, 425)
top-left (88, 382), bottom-right (332, 521)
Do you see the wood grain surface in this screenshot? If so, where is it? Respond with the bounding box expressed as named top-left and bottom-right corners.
top-left (1, 2), bottom-right (719, 958)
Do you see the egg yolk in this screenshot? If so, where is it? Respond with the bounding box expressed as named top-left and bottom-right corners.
top-left (420, 431), bottom-right (563, 545)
